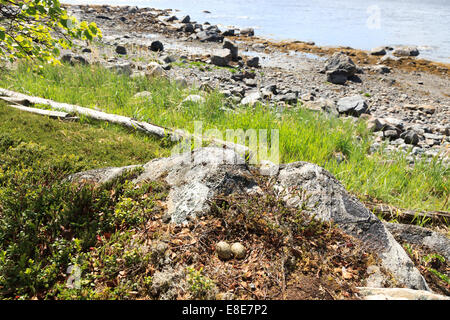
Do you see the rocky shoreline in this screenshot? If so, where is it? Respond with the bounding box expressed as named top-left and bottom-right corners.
top-left (62, 3), bottom-right (449, 163)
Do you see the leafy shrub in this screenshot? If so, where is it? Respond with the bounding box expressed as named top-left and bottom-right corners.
top-left (0, 137), bottom-right (168, 299)
top-left (187, 267), bottom-right (215, 299)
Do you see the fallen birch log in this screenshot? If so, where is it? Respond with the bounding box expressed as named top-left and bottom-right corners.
top-left (7, 104), bottom-right (71, 119)
top-left (0, 88), bottom-right (254, 159)
top-left (0, 88), bottom-right (168, 139)
top-left (357, 287), bottom-right (449, 300)
top-left (365, 201), bottom-right (450, 225)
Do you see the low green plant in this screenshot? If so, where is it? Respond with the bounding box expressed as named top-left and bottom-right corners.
top-left (402, 244), bottom-right (449, 293)
top-left (186, 267), bottom-right (215, 299)
top-left (422, 254), bottom-right (449, 285)
top-left (0, 103), bottom-right (170, 299)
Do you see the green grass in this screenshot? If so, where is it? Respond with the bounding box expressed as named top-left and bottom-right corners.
top-left (0, 101), bottom-right (171, 168)
top-left (0, 63), bottom-right (448, 213)
top-left (0, 101), bottom-right (173, 299)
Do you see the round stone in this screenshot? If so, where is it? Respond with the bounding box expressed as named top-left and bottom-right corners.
top-left (115, 45), bottom-right (127, 55)
top-left (149, 40), bottom-right (164, 52)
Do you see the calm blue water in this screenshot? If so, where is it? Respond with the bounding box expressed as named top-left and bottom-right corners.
top-left (66, 0), bottom-right (450, 63)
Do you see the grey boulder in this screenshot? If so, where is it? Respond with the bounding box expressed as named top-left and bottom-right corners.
top-left (337, 95), bottom-right (368, 117)
top-left (241, 91), bottom-right (262, 106)
top-left (68, 148), bottom-right (259, 225)
top-left (66, 148), bottom-right (433, 291)
top-left (223, 39), bottom-right (239, 60)
top-left (66, 165), bottom-right (141, 184)
top-left (240, 28), bottom-right (255, 36)
top-left (393, 46), bottom-right (420, 57)
top-left (246, 57), bottom-right (260, 68)
top-left (324, 52), bottom-right (357, 84)
top-left (106, 62), bottom-right (133, 76)
top-left (210, 49), bottom-right (232, 67)
top-left (370, 47), bottom-right (387, 56)
top-left (384, 222), bottom-right (450, 261)
top-left (115, 45), bottom-right (127, 55)
top-left (197, 30), bottom-right (224, 43)
top-left (61, 54), bottom-right (89, 66)
top-left (150, 40), bottom-right (164, 52)
top-left (400, 130), bottom-right (420, 145)
top-left (273, 162), bottom-right (429, 290)
top-left (134, 148), bottom-right (260, 224)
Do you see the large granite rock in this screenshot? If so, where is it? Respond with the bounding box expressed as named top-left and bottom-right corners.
top-left (223, 39), bottom-right (239, 61)
top-left (337, 95), bottom-right (368, 117)
top-left (210, 49), bottom-right (232, 67)
top-left (134, 148), bottom-right (260, 224)
top-left (273, 161), bottom-right (429, 290)
top-left (197, 30), bottom-right (224, 43)
top-left (324, 52), bottom-right (357, 84)
top-left (65, 165), bottom-right (141, 184)
top-left (393, 46), bottom-right (420, 57)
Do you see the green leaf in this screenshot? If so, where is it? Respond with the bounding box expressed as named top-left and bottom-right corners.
top-left (52, 47), bottom-right (60, 57)
top-left (83, 30), bottom-right (93, 41)
top-left (0, 2), bottom-right (101, 66)
top-left (89, 24), bottom-right (98, 35)
top-left (60, 19), bottom-right (68, 28)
